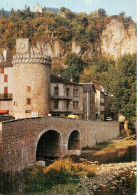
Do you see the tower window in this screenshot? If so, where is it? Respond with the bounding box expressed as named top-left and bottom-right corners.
top-left (0, 68), bottom-right (4, 74)
top-left (4, 75), bottom-right (8, 82)
top-left (26, 98), bottom-right (31, 105)
top-left (4, 87), bottom-right (8, 94)
top-left (27, 86), bottom-right (31, 92)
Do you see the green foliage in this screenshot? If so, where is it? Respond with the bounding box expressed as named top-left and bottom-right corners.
top-left (98, 8), bottom-right (107, 18)
top-left (0, 7), bottom-right (134, 53)
top-left (1, 8), bottom-right (5, 18)
top-left (60, 7), bottom-right (69, 12)
top-left (80, 55), bottom-right (114, 84)
top-left (81, 53), bottom-right (136, 128)
top-left (102, 54), bottom-right (136, 123)
top-left (61, 53), bottom-right (86, 82)
top-left (55, 26), bottom-right (72, 42)
top-left (1, 159), bottom-right (92, 193)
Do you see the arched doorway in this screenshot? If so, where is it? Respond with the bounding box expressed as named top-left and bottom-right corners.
top-left (68, 130), bottom-right (80, 150)
top-left (36, 130), bottom-right (62, 161)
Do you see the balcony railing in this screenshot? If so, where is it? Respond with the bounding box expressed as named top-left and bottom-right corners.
top-left (51, 96), bottom-right (72, 100)
top-left (51, 109), bottom-right (72, 113)
top-left (0, 93), bottom-right (12, 100)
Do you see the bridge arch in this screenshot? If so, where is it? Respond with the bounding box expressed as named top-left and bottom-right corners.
top-left (68, 130), bottom-right (81, 150)
top-left (36, 129), bottom-right (62, 161)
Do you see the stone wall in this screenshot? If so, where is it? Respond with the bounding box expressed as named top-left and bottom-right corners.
top-left (0, 117), bottom-right (119, 172)
top-left (12, 54), bottom-right (51, 118)
top-left (0, 116), bottom-right (15, 122)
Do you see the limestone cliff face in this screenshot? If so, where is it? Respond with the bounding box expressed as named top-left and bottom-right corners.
top-left (101, 19), bottom-right (137, 59)
top-left (30, 19), bottom-right (137, 64)
top-left (31, 38), bottom-right (65, 58)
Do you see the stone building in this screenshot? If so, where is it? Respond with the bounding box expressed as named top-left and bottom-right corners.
top-left (81, 83), bottom-right (96, 120)
top-left (0, 51), bottom-right (13, 116)
top-left (51, 75), bottom-right (83, 118)
top-left (33, 3), bottom-right (42, 13)
top-left (12, 38), bottom-right (52, 119)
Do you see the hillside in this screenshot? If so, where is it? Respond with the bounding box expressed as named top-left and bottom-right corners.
top-left (0, 8), bottom-right (136, 61)
top-left (0, 7), bottom-right (136, 132)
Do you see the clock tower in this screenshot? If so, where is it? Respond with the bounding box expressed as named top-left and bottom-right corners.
top-left (12, 38), bottom-right (52, 119)
top-left (16, 38), bottom-right (29, 54)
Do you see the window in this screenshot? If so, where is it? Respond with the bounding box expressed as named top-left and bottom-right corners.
top-left (54, 86), bottom-right (59, 96)
top-left (66, 88), bottom-right (70, 96)
top-left (4, 75), bottom-right (8, 82)
top-left (54, 100), bottom-right (58, 109)
top-left (101, 97), bottom-right (104, 103)
top-left (4, 87), bottom-right (8, 94)
top-left (66, 101), bottom-right (69, 109)
top-left (4, 87), bottom-right (8, 98)
top-left (0, 68), bottom-right (4, 74)
top-left (27, 86), bottom-right (31, 92)
top-left (73, 89), bottom-right (79, 96)
top-left (73, 101), bottom-right (79, 108)
top-left (26, 98), bottom-right (31, 105)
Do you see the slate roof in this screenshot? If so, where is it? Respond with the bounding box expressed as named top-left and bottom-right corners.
top-left (51, 74), bottom-right (83, 86)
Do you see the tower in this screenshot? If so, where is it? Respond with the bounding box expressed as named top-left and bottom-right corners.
top-left (12, 38), bottom-right (52, 119)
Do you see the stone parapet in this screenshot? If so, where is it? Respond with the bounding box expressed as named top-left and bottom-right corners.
top-left (12, 54), bottom-right (52, 66)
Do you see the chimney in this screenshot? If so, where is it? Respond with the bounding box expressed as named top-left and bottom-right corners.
top-left (3, 50), bottom-right (12, 61)
top-left (70, 78), bottom-right (73, 82)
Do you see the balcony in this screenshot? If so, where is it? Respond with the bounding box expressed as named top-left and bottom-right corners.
top-left (51, 109), bottom-right (72, 113)
top-left (0, 93), bottom-right (12, 100)
top-left (51, 96), bottom-right (72, 100)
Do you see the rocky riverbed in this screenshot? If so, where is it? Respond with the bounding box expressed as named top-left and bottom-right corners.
top-left (43, 161), bottom-right (136, 195)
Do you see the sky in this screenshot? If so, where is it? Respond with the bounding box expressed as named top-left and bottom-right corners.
top-left (0, 0), bottom-right (137, 22)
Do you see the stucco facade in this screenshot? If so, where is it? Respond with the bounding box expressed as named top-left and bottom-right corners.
top-left (0, 52), bottom-right (13, 115)
top-left (51, 75), bottom-right (83, 118)
top-left (81, 83), bottom-right (96, 120)
top-left (95, 85), bottom-right (105, 120)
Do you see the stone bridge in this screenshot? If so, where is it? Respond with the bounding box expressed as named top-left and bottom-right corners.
top-left (0, 117), bottom-right (119, 172)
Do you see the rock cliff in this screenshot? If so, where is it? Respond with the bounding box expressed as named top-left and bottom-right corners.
top-left (101, 19), bottom-right (137, 59)
top-left (30, 19), bottom-right (137, 64)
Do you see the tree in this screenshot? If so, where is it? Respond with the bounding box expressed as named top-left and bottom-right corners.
top-left (98, 8), bottom-right (107, 18)
top-left (65, 10), bottom-right (75, 20)
top-left (61, 53), bottom-right (85, 82)
top-left (55, 26), bottom-right (72, 41)
top-left (1, 8), bottom-right (5, 18)
top-left (102, 54), bottom-right (136, 130)
top-left (61, 65), bottom-right (80, 82)
top-left (60, 7), bottom-right (68, 12)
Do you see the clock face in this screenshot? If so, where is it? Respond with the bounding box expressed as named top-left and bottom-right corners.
top-left (20, 43), bottom-right (25, 49)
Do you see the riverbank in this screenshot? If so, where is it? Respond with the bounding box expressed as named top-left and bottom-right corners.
top-left (0, 135), bottom-right (136, 194)
top-left (43, 161), bottom-right (136, 195)
top-left (79, 134), bottom-right (136, 164)
top-left (0, 160), bottom-right (136, 194)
